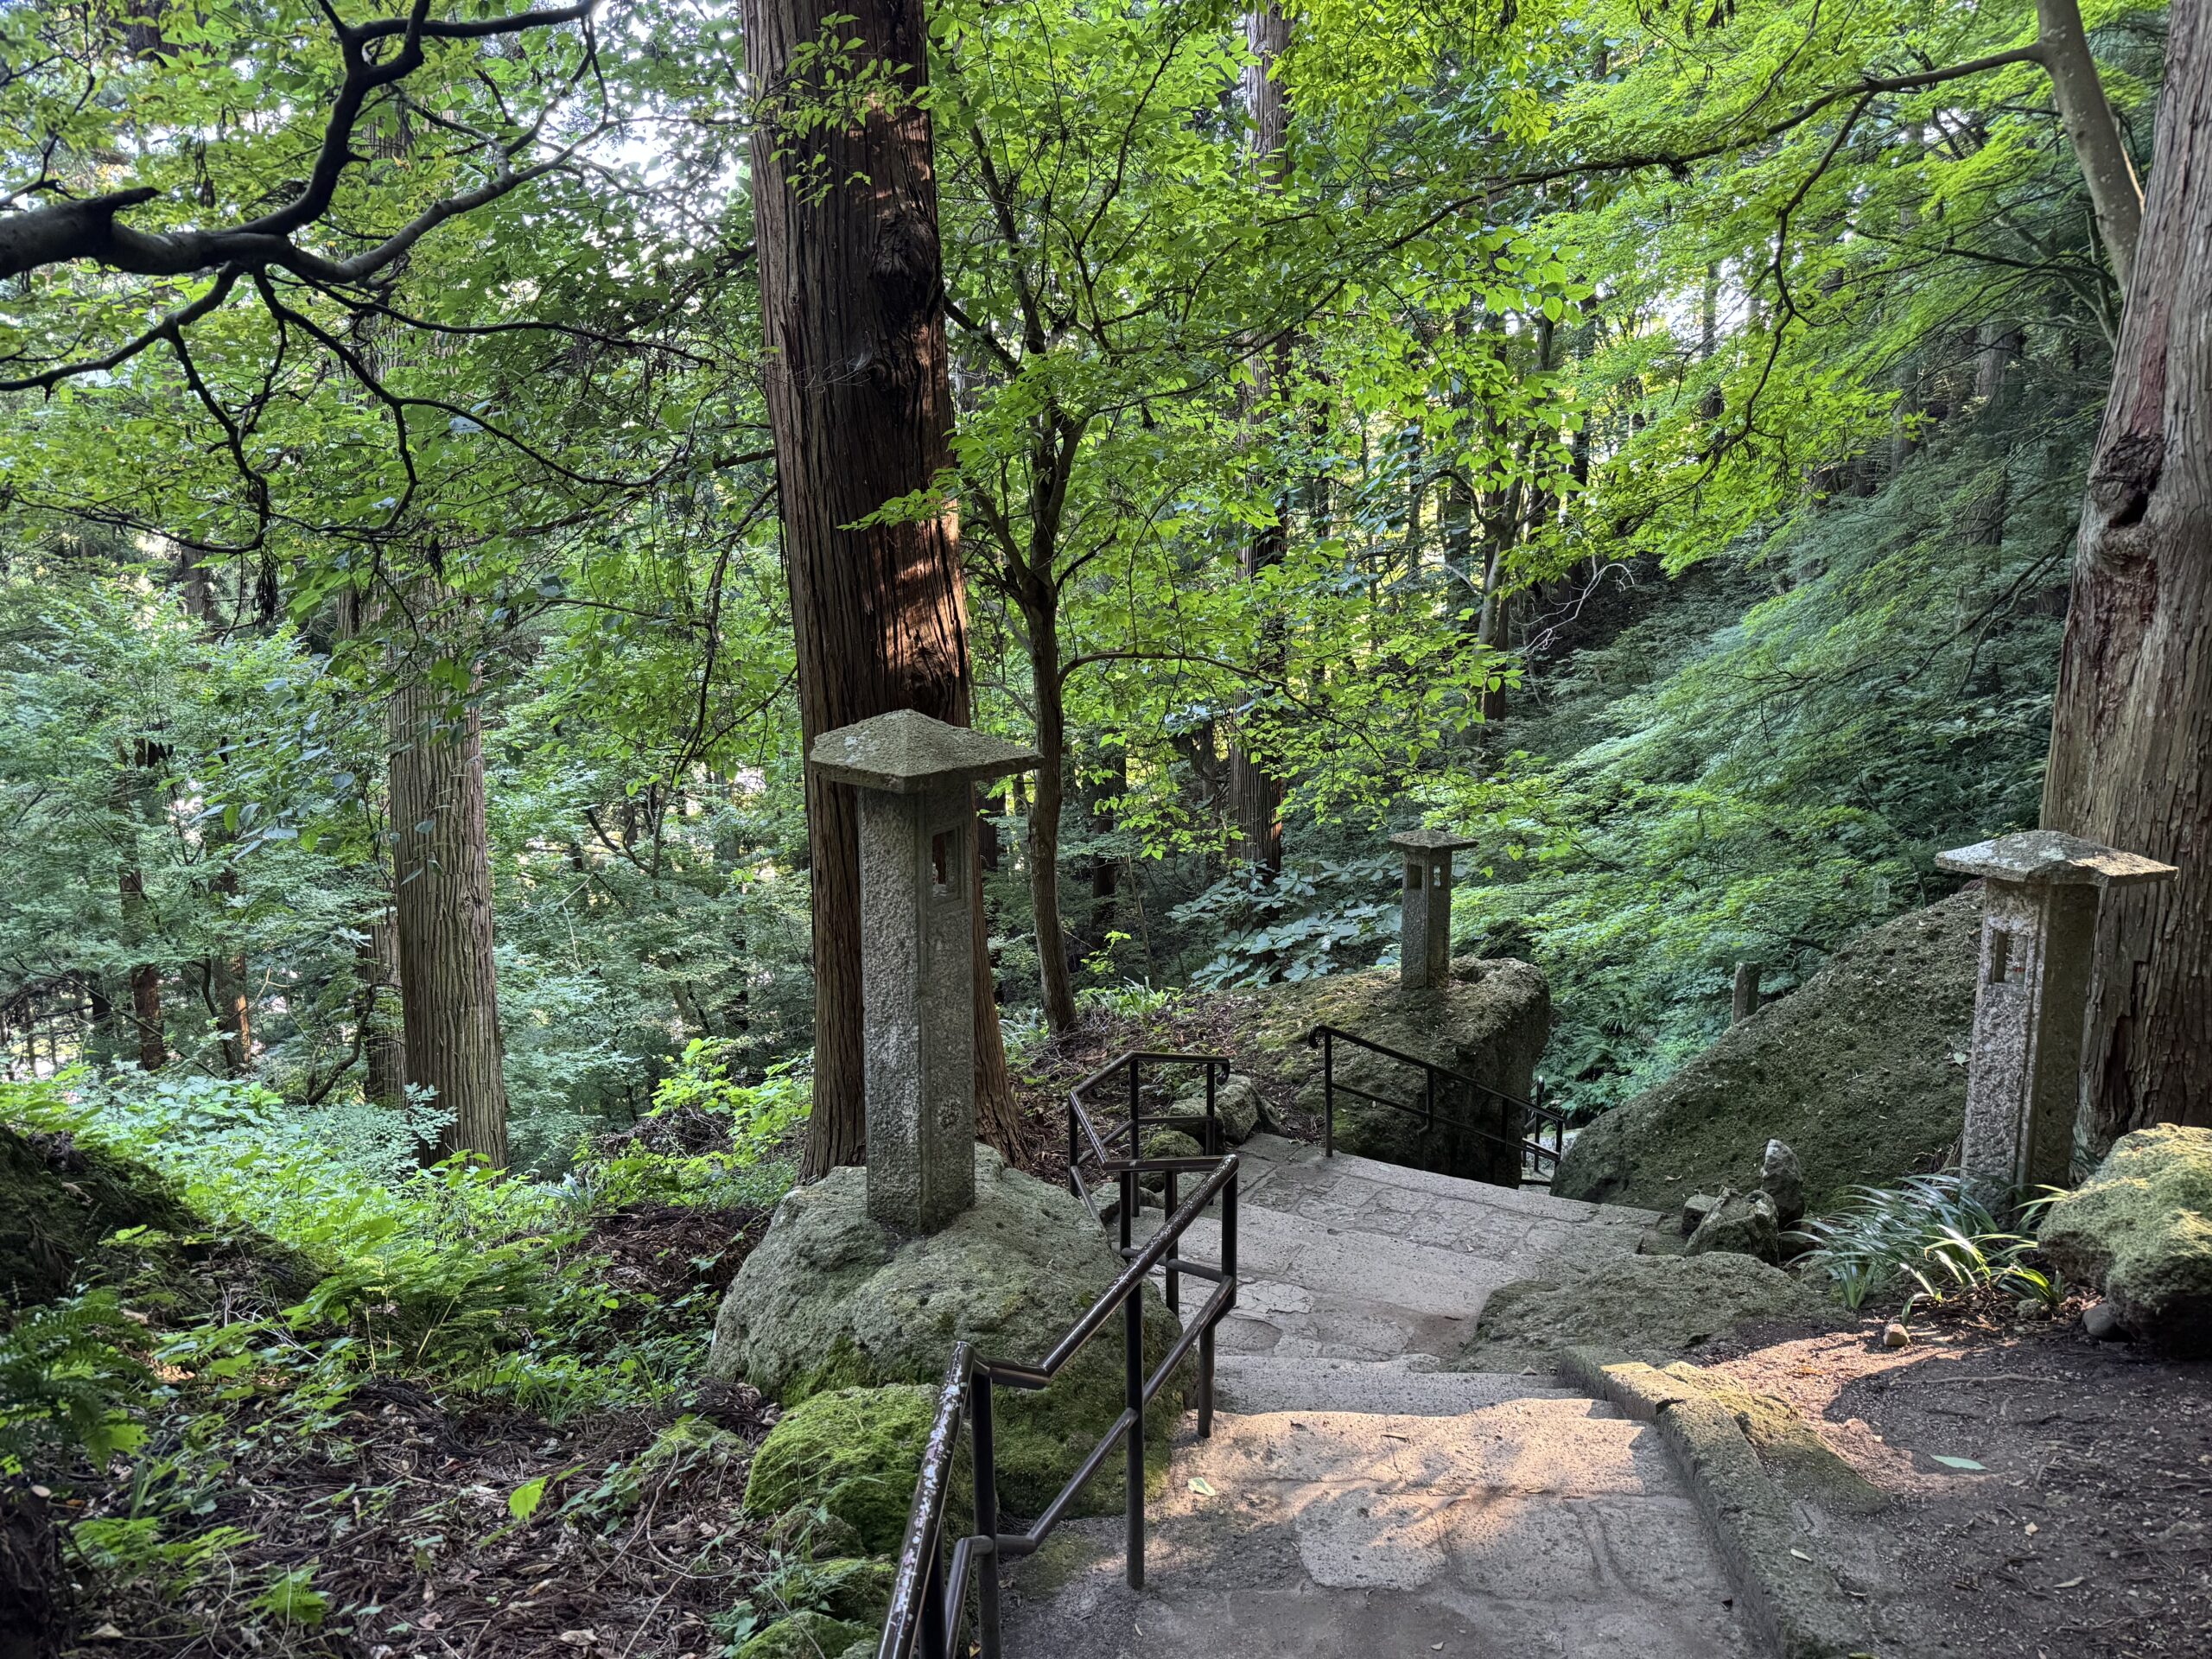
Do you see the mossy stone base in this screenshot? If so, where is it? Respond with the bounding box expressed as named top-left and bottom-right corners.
top-left (707, 1145), bottom-right (1184, 1516)
top-left (2039, 1124), bottom-right (2212, 1357)
top-left (1244, 958), bottom-right (1549, 1185)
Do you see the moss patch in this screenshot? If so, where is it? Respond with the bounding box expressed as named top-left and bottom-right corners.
top-left (734, 1609), bottom-right (874, 1659)
top-left (1659, 1363), bottom-right (1887, 1515)
top-left (741, 1385), bottom-right (938, 1554)
top-left (1554, 892), bottom-right (1980, 1214)
top-left (2039, 1125), bottom-right (2212, 1357)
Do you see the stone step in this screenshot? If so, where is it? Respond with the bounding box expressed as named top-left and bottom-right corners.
top-left (1212, 1355), bottom-right (1577, 1415)
top-left (1004, 1401), bottom-right (1758, 1659)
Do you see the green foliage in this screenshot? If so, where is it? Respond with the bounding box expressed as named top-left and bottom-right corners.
top-left (1178, 856), bottom-right (1401, 988)
top-left (0, 1290), bottom-right (149, 1475)
top-left (1438, 380), bottom-right (2083, 1113)
top-left (1796, 1175), bottom-right (2064, 1312)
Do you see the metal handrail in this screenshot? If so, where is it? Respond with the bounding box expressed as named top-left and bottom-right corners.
top-left (876, 1152), bottom-right (1241, 1659)
top-left (1066, 1048), bottom-right (1231, 1223)
top-left (1303, 1023), bottom-right (1567, 1178)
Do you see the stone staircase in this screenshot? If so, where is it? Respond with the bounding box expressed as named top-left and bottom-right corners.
top-left (1003, 1135), bottom-right (1764, 1657)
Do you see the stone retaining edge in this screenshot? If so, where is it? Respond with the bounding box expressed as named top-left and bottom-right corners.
top-left (1559, 1346), bottom-right (1874, 1659)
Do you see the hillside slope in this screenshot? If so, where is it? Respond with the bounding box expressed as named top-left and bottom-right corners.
top-left (1551, 890), bottom-right (1982, 1215)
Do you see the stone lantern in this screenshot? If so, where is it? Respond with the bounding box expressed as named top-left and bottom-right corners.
top-left (1936, 830), bottom-right (2177, 1205)
top-left (1390, 828), bottom-right (1478, 992)
top-left (811, 710), bottom-right (1041, 1233)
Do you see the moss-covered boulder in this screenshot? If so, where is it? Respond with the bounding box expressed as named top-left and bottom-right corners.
top-left (1168, 1072), bottom-right (1266, 1144)
top-left (1458, 1251), bottom-right (1840, 1370)
top-left (1243, 957), bottom-right (1549, 1185)
top-left (2039, 1125), bottom-right (2212, 1357)
top-left (1137, 1128), bottom-right (1204, 1194)
top-left (0, 1122), bottom-right (194, 1308)
top-left (1554, 892), bottom-right (1981, 1215)
top-left (734, 1610), bottom-right (874, 1659)
top-left (742, 1386), bottom-right (938, 1554)
top-left (706, 1145), bottom-right (1183, 1516)
top-left (798, 1558), bottom-right (897, 1627)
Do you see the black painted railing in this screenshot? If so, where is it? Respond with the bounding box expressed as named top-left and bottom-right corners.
top-left (875, 1154), bottom-right (1240, 1659)
top-left (1304, 1023), bottom-right (1567, 1180)
top-left (1065, 1049), bottom-right (1231, 1223)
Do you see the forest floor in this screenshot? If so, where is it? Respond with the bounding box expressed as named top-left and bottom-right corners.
top-left (39, 1201), bottom-right (785, 1659)
top-left (1704, 1288), bottom-right (2212, 1659)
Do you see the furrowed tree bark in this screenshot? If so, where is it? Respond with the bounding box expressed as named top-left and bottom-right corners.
top-left (746, 0), bottom-right (1020, 1176)
top-left (1226, 4), bottom-right (1292, 876)
top-left (2042, 0), bottom-right (2212, 1143)
top-left (359, 906), bottom-right (407, 1110)
top-left (2037, 0), bottom-right (2145, 295)
top-left (388, 609), bottom-right (509, 1167)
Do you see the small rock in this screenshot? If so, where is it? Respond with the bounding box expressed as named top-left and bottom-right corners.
top-left (1882, 1321), bottom-right (1911, 1349)
top-left (1686, 1186), bottom-right (1781, 1263)
top-left (1758, 1138), bottom-right (1806, 1228)
top-left (1680, 1192), bottom-right (1721, 1236)
top-left (2082, 1300), bottom-right (2127, 1342)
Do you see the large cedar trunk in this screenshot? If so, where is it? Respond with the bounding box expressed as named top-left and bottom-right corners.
top-left (1225, 4), bottom-right (1292, 875)
top-left (388, 614), bottom-right (509, 1167)
top-left (2041, 0), bottom-right (2212, 1142)
top-left (746, 0), bottom-right (1020, 1177)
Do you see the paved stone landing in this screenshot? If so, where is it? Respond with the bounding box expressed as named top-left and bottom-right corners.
top-left (1004, 1139), bottom-right (1752, 1656)
top-left (1160, 1134), bottom-right (1662, 1365)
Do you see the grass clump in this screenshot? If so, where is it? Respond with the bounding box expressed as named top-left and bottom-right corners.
top-left (1795, 1173), bottom-right (2063, 1313)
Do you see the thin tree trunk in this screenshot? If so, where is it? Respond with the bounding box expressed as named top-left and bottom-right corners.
top-left (388, 609), bottom-right (509, 1167)
top-left (745, 0), bottom-right (1019, 1173)
top-left (1026, 613), bottom-right (1079, 1033)
top-left (1227, 4), bottom-right (1291, 876)
top-left (209, 865), bottom-right (250, 1074)
top-left (113, 747), bottom-right (164, 1071)
top-left (2042, 0), bottom-right (2212, 1144)
top-left (2037, 0), bottom-right (2145, 294)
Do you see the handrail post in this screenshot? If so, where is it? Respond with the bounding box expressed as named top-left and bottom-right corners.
top-left (1163, 1167), bottom-right (1180, 1316)
top-left (1128, 1053), bottom-right (1141, 1147)
top-left (919, 1521), bottom-right (949, 1659)
top-left (1067, 1089), bottom-right (1081, 1200)
top-left (1204, 1164), bottom-right (1233, 1441)
top-left (1123, 1249), bottom-right (1146, 1592)
top-left (1322, 1030), bottom-right (1335, 1159)
top-left (971, 1371), bottom-right (1001, 1659)
top-left (1205, 1060), bottom-right (1219, 1155)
